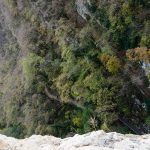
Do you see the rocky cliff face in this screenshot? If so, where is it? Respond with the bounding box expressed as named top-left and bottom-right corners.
top-left (0, 131), bottom-right (150, 150)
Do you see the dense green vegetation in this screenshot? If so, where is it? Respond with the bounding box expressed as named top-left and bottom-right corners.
top-left (0, 0), bottom-right (149, 138)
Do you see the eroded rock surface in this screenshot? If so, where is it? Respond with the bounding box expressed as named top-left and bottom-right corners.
top-left (0, 131), bottom-right (150, 150)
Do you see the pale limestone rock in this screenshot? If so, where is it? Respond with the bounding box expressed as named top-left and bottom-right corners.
top-left (75, 0), bottom-right (95, 20)
top-left (0, 131), bottom-right (150, 150)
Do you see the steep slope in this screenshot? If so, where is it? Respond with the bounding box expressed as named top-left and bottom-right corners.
top-left (0, 0), bottom-right (150, 138)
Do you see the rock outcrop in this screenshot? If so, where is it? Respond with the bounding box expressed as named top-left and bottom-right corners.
top-left (0, 131), bottom-right (150, 150)
top-left (75, 0), bottom-right (94, 20)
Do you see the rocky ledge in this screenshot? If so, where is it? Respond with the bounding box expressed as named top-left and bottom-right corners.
top-left (0, 130), bottom-right (150, 150)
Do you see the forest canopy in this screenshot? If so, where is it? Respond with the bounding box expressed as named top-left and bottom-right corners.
top-left (0, 0), bottom-right (149, 138)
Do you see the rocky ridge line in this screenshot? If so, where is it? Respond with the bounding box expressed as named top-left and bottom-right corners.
top-left (0, 130), bottom-right (150, 150)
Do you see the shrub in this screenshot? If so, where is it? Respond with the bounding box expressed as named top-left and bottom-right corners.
top-left (4, 0), bottom-right (18, 16)
top-left (100, 54), bottom-right (121, 74)
top-left (22, 53), bottom-right (44, 87)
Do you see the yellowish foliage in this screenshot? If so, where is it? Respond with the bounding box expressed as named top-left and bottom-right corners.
top-left (72, 117), bottom-right (82, 127)
top-left (100, 54), bottom-right (121, 74)
top-left (100, 53), bottom-right (110, 65)
top-left (126, 47), bottom-right (150, 63)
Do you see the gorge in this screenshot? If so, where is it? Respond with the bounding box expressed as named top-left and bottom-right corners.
top-left (0, 0), bottom-right (150, 143)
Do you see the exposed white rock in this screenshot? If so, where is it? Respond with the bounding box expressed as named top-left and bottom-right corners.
top-left (0, 130), bottom-right (150, 150)
top-left (75, 0), bottom-right (94, 20)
